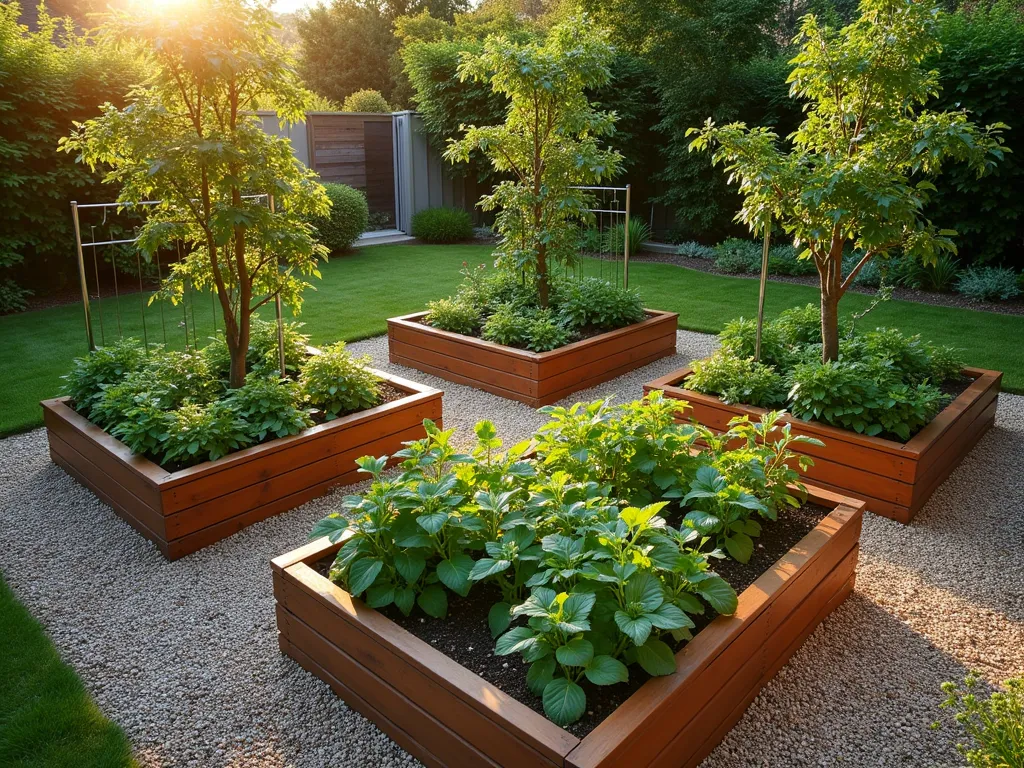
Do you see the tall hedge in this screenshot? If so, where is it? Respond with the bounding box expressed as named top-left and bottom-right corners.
top-left (0, 4), bottom-right (140, 303)
top-left (927, 0), bottom-right (1024, 267)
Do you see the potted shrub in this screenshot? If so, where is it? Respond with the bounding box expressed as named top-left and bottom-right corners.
top-left (651, 0), bottom-right (1007, 522)
top-left (45, 0), bottom-right (441, 558)
top-left (43, 326), bottom-right (442, 559)
top-left (274, 392), bottom-right (865, 767)
top-left (387, 18), bottom-right (677, 406)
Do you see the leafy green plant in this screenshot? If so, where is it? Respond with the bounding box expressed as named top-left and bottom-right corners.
top-left (411, 207), bottom-right (474, 243)
top-left (299, 342), bottom-right (382, 419)
top-left (141, 350), bottom-right (220, 409)
top-left (769, 244), bottom-right (817, 277)
top-left (895, 253), bottom-right (961, 292)
top-left (956, 267), bottom-right (1021, 302)
top-left (676, 241), bottom-right (717, 260)
top-left (687, 352), bottom-right (788, 408)
top-left (203, 318), bottom-right (310, 379)
top-left (426, 297), bottom-right (481, 335)
top-left (63, 338), bottom-right (147, 418)
top-left (481, 304), bottom-right (531, 348)
top-left (341, 88), bottom-right (391, 113)
top-left (713, 239), bottom-right (760, 274)
top-left (223, 374), bottom-right (312, 441)
top-left (525, 311), bottom-right (571, 353)
top-left (310, 183), bottom-right (370, 253)
top-left (107, 393), bottom-right (170, 457)
top-left (161, 401), bottom-right (252, 467)
top-left (937, 674), bottom-right (1024, 768)
top-left (555, 277), bottom-right (646, 332)
top-left (0, 279), bottom-right (31, 314)
top-left (603, 218), bottom-right (652, 257)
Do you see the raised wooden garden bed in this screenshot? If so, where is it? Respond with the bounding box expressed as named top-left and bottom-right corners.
top-left (41, 370), bottom-right (442, 560)
top-left (644, 366), bottom-right (1001, 524)
top-left (387, 310), bottom-right (679, 408)
top-left (272, 485), bottom-right (864, 768)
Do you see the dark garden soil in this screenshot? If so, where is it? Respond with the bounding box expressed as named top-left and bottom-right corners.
top-left (415, 312), bottom-right (653, 349)
top-left (623, 249), bottom-right (1024, 317)
top-left (313, 501), bottom-right (830, 738)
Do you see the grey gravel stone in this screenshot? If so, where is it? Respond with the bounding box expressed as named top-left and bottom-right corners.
top-left (0, 329), bottom-right (1019, 767)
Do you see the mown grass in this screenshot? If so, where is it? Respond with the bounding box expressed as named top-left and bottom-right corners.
top-left (0, 575), bottom-right (136, 768)
top-left (2, 242), bottom-right (1022, 436)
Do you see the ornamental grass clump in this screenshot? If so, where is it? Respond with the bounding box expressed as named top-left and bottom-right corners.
top-left (311, 392), bottom-right (821, 726)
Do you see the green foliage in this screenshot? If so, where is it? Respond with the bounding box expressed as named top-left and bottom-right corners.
top-left (689, 306), bottom-right (965, 441)
top-left (937, 674), bottom-right (1024, 768)
top-left (62, 338), bottom-right (147, 419)
top-left (444, 16), bottom-right (623, 307)
top-left (223, 374), bottom-right (313, 441)
top-left (425, 297), bottom-right (481, 335)
top-left (411, 207), bottom-right (474, 243)
top-left (771, 244), bottom-right (818, 277)
top-left (341, 88), bottom-right (392, 113)
top-left (927, 2), bottom-right (1024, 267)
top-left (310, 183), bottom-right (370, 253)
top-left (688, 0), bottom-right (1008, 362)
top-left (481, 304), bottom-right (530, 348)
top-left (714, 239), bottom-right (761, 274)
top-left (141, 350), bottom-right (220, 409)
top-left (892, 253), bottom-right (961, 292)
top-left (956, 267), bottom-right (1021, 303)
top-left (687, 352), bottom-right (789, 408)
top-left (203, 318), bottom-right (310, 378)
top-left (556, 277), bottom-right (646, 332)
top-left (603, 219), bottom-right (652, 258)
top-left (299, 342), bottom-right (382, 419)
top-left (313, 392), bottom-right (824, 725)
top-left (676, 242), bottom-right (717, 260)
top-left (0, 3), bottom-right (141, 297)
top-left (523, 310), bottom-right (571, 353)
top-left (61, 0), bottom-right (330, 389)
top-left (161, 402), bottom-right (253, 466)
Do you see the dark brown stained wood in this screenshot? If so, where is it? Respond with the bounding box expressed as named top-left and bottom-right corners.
top-left (273, 486), bottom-right (864, 768)
top-left (363, 119), bottom-right (396, 218)
top-left (41, 370), bottom-right (442, 559)
top-left (644, 365), bottom-right (1001, 523)
top-left (277, 563), bottom-right (579, 766)
top-left (307, 113), bottom-right (396, 218)
top-left (388, 309), bottom-right (679, 408)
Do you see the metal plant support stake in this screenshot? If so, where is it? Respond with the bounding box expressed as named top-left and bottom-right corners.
top-left (570, 184), bottom-right (632, 289)
top-left (270, 194), bottom-right (287, 378)
top-left (623, 183), bottom-right (631, 290)
top-left (755, 223), bottom-right (771, 362)
top-left (70, 201), bottom-right (95, 351)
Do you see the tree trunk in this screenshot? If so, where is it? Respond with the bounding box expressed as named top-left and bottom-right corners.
top-left (227, 313), bottom-right (251, 388)
top-left (537, 243), bottom-right (549, 308)
top-left (818, 251), bottom-right (841, 363)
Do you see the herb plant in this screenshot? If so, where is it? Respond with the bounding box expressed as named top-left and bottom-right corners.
top-left (299, 342), bottom-right (382, 419)
top-left (937, 674), bottom-right (1024, 768)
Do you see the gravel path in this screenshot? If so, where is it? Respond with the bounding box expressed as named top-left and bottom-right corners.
top-left (1, 329), bottom-right (1021, 768)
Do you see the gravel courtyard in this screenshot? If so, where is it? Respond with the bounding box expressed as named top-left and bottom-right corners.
top-left (1, 329), bottom-right (1021, 768)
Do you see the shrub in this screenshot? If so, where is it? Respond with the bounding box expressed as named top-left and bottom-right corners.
top-left (223, 374), bottom-right (312, 441)
top-left (577, 227), bottom-right (603, 253)
top-left (107, 392), bottom-right (170, 457)
top-left (555, 277), bottom-right (645, 332)
top-left (893, 253), bottom-right (961, 292)
top-left (841, 252), bottom-right (883, 287)
top-left (773, 304), bottom-right (823, 346)
top-left (161, 401), bottom-right (253, 466)
top-left (937, 674), bottom-right (1024, 768)
top-left (718, 316), bottom-right (788, 368)
top-left (203, 319), bottom-right (309, 379)
top-left (687, 351), bottom-right (788, 408)
top-left (603, 218), bottom-right (652, 256)
top-left (341, 88), bottom-right (391, 113)
top-left (481, 304), bottom-right (530, 348)
top-left (524, 310), bottom-right (570, 352)
top-left (63, 338), bottom-right (147, 418)
top-left (676, 241), bottom-right (717, 260)
top-left (310, 183), bottom-right (369, 252)
top-left (411, 207), bottom-right (474, 243)
top-left (142, 349), bottom-right (220, 409)
top-left (426, 297), bottom-right (481, 335)
top-left (0, 279), bottom-right (31, 314)
top-left (713, 239), bottom-right (760, 273)
top-left (956, 267), bottom-right (1021, 302)
top-left (300, 342), bottom-right (382, 419)
top-left (769, 244), bottom-right (816, 276)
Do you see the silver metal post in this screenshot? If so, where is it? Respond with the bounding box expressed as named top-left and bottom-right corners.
top-left (755, 222), bottom-right (771, 362)
top-left (71, 202), bottom-right (95, 351)
top-left (623, 184), bottom-right (631, 289)
top-left (270, 194), bottom-right (287, 378)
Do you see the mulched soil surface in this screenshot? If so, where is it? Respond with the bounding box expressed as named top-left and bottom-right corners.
top-left (314, 500), bottom-right (830, 738)
top-left (624, 250), bottom-right (1024, 317)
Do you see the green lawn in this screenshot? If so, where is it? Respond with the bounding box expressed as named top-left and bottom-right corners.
top-left (2, 242), bottom-right (1023, 436)
top-left (0, 576), bottom-right (135, 768)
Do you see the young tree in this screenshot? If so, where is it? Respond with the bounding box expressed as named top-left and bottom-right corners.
top-left (62, 0), bottom-right (329, 388)
top-left (688, 0), bottom-right (1007, 361)
top-left (444, 15), bottom-right (622, 307)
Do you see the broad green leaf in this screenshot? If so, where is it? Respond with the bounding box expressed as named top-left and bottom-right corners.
top-left (584, 655), bottom-right (629, 686)
top-left (310, 514), bottom-right (348, 543)
top-left (695, 575), bottom-right (738, 615)
top-left (470, 557), bottom-right (511, 581)
top-left (526, 657), bottom-right (556, 696)
top-left (724, 532), bottom-right (754, 563)
top-left (647, 602), bottom-right (693, 631)
top-left (542, 677), bottom-right (587, 727)
top-left (614, 612), bottom-right (653, 646)
top-left (437, 553), bottom-right (474, 595)
top-left (488, 602), bottom-right (512, 638)
top-left (555, 637), bottom-right (594, 667)
top-left (561, 592), bottom-right (596, 623)
top-left (393, 587), bottom-right (415, 616)
top-left (417, 511), bottom-right (449, 534)
top-left (635, 638), bottom-right (676, 676)
top-left (495, 626), bottom-right (537, 656)
top-left (624, 572), bottom-right (664, 612)
top-left (394, 552), bottom-right (426, 585)
top-left (365, 583), bottom-right (395, 609)
top-left (416, 584), bottom-right (448, 618)
top-left (348, 557), bottom-right (383, 596)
